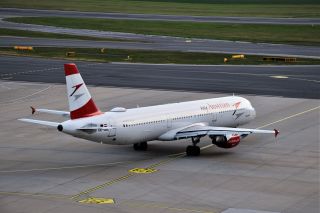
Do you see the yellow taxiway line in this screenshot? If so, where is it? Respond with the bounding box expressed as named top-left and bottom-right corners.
top-left (2, 105), bottom-right (319, 208)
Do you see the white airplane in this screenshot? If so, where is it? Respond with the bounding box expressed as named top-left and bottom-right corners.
top-left (19, 63), bottom-right (279, 156)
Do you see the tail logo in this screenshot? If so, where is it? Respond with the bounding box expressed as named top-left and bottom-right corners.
top-left (70, 83), bottom-right (84, 101)
top-left (70, 83), bottom-right (83, 97)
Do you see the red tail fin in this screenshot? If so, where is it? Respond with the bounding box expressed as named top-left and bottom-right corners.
top-left (64, 64), bottom-right (102, 119)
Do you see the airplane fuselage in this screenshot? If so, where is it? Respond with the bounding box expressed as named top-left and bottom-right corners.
top-left (19, 63), bottom-right (278, 156)
top-left (61, 96), bottom-right (256, 145)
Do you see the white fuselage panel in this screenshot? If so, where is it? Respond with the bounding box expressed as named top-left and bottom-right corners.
top-left (61, 96), bottom-right (256, 145)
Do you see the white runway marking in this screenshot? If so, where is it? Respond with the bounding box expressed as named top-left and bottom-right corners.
top-left (0, 85), bottom-right (53, 105)
top-left (0, 161), bottom-right (130, 173)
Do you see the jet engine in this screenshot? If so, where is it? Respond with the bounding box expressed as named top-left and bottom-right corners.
top-left (211, 135), bottom-right (240, 149)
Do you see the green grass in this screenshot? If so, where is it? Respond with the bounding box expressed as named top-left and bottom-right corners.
top-left (1, 47), bottom-right (319, 65)
top-left (6, 17), bottom-right (320, 46)
top-left (0, 0), bottom-right (319, 18)
top-left (0, 28), bottom-right (136, 42)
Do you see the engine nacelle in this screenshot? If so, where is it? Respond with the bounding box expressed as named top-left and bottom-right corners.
top-left (211, 135), bottom-right (240, 149)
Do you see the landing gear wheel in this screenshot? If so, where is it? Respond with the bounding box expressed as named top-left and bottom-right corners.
top-left (186, 145), bottom-right (200, 156)
top-left (140, 142), bottom-right (148, 151)
top-left (133, 142), bottom-right (148, 151)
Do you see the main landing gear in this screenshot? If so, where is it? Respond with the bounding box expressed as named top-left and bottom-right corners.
top-left (133, 142), bottom-right (148, 151)
top-left (186, 137), bottom-right (201, 156)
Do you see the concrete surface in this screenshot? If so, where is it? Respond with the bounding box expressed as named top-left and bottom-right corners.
top-left (0, 80), bottom-right (318, 213)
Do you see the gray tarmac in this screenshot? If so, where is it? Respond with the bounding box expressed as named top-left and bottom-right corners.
top-left (0, 55), bottom-right (319, 99)
top-left (0, 7), bottom-right (319, 213)
top-left (1, 8), bottom-right (320, 25)
top-left (0, 79), bottom-right (318, 213)
top-left (2, 35), bottom-right (320, 59)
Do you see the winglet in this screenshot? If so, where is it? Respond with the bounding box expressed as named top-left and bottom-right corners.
top-left (274, 129), bottom-right (280, 138)
top-left (31, 106), bottom-right (36, 114)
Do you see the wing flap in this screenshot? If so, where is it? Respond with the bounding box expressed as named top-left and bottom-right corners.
top-left (175, 125), bottom-right (278, 140)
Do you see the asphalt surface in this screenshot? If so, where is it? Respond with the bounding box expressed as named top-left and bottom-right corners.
top-left (0, 7), bottom-right (319, 213)
top-left (0, 55), bottom-right (319, 99)
top-left (1, 8), bottom-right (320, 25)
top-left (2, 36), bottom-right (320, 60)
top-left (0, 80), bottom-right (318, 213)
top-left (1, 9), bottom-right (320, 59)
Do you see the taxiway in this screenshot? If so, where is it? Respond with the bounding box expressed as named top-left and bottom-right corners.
top-left (0, 78), bottom-right (318, 213)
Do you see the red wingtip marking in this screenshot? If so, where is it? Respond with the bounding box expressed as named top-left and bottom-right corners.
top-left (64, 63), bottom-right (79, 76)
top-left (274, 129), bottom-right (280, 138)
top-left (31, 106), bottom-right (35, 114)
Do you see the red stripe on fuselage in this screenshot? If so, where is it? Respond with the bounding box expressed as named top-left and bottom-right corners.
top-left (64, 63), bottom-right (79, 76)
top-left (70, 99), bottom-right (102, 119)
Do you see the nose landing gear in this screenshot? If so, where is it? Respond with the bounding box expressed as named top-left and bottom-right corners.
top-left (186, 137), bottom-right (201, 156)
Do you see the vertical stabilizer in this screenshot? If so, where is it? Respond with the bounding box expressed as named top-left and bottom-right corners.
top-left (64, 63), bottom-right (102, 119)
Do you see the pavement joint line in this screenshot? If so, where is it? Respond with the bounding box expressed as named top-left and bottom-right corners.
top-left (0, 161), bottom-right (130, 173)
top-left (0, 85), bottom-right (53, 105)
top-left (112, 62), bottom-right (320, 67)
top-left (0, 191), bottom-right (72, 200)
top-left (110, 62), bottom-right (320, 79)
top-left (257, 105), bottom-right (320, 129)
top-left (0, 62), bottom-right (101, 77)
top-left (2, 104), bottom-right (318, 204)
top-left (71, 153), bottom-right (186, 200)
top-left (71, 173), bottom-right (135, 200)
top-left (70, 104), bottom-right (318, 200)
top-left (123, 201), bottom-right (217, 213)
top-left (70, 145), bottom-right (208, 199)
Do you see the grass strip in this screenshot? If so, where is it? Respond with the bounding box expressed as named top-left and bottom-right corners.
top-left (6, 17), bottom-right (320, 46)
top-left (0, 0), bottom-right (319, 18)
top-left (1, 47), bottom-right (319, 65)
top-left (0, 28), bottom-right (135, 42)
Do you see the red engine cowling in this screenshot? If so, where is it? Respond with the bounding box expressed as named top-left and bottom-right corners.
top-left (211, 135), bottom-right (240, 149)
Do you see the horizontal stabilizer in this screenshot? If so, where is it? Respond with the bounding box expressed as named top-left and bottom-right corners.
top-left (19, 118), bottom-right (59, 128)
top-left (31, 107), bottom-right (70, 118)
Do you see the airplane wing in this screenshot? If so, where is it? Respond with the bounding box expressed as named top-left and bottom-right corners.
top-left (18, 118), bottom-right (59, 128)
top-left (159, 123), bottom-right (279, 141)
top-left (175, 125), bottom-right (278, 140)
top-left (31, 106), bottom-right (70, 118)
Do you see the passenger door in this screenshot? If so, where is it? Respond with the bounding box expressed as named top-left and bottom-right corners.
top-left (108, 128), bottom-right (116, 137)
top-left (212, 113), bottom-right (217, 125)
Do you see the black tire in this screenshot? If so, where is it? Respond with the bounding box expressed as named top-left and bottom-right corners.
top-left (133, 142), bottom-right (148, 151)
top-left (186, 145), bottom-right (193, 156)
top-left (186, 146), bottom-right (200, 156)
top-left (133, 143), bottom-right (140, 151)
top-left (140, 142), bottom-right (148, 151)
top-left (194, 146), bottom-right (200, 156)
